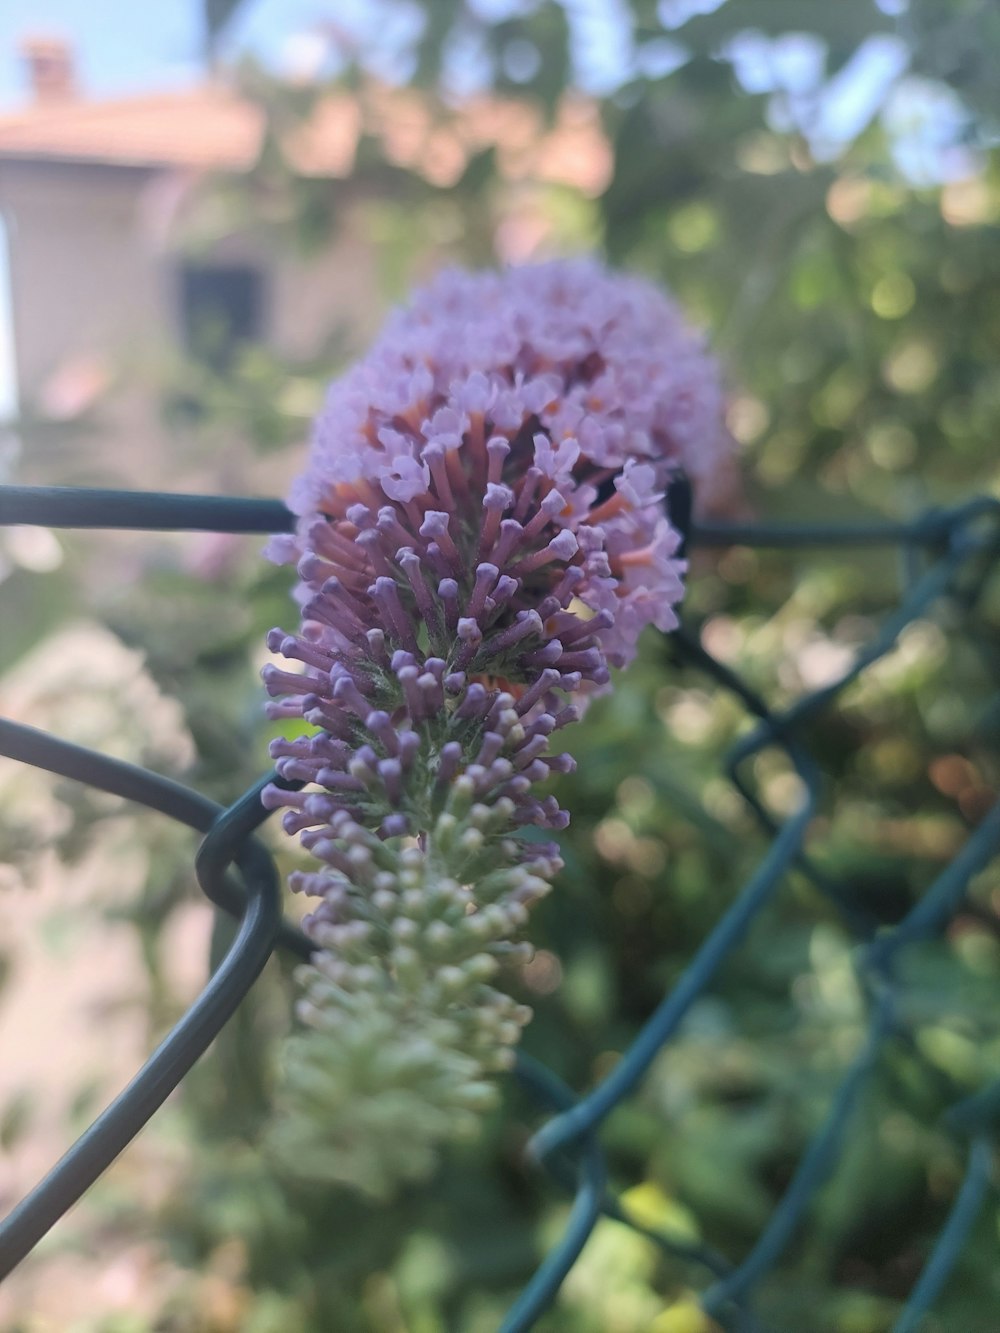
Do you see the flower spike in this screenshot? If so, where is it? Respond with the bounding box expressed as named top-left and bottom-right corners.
top-left (264, 258), bottom-right (734, 1194)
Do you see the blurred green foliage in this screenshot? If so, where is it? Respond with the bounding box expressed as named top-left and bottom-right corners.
top-left (3, 1), bottom-right (1000, 1330)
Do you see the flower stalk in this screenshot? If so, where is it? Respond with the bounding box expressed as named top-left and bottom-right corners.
top-left (263, 260), bottom-right (731, 1194)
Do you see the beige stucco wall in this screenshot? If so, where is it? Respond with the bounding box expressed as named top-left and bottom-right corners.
top-left (0, 160), bottom-right (176, 483)
top-left (0, 161), bottom-right (164, 395)
top-left (0, 156), bottom-right (381, 488)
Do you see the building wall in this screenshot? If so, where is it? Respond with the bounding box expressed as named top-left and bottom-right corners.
top-left (0, 156), bottom-right (381, 487)
top-left (0, 159), bottom-right (173, 483)
top-left (0, 160), bottom-right (162, 398)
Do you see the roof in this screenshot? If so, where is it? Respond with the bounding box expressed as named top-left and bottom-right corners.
top-left (0, 79), bottom-right (611, 194)
top-left (0, 85), bottom-right (261, 170)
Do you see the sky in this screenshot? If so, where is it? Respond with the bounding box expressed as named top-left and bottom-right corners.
top-left (0, 0), bottom-right (205, 106)
top-left (0, 0), bottom-right (424, 106)
top-left (1, 0), bottom-right (677, 107)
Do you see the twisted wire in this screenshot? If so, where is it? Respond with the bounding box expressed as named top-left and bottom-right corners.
top-left (0, 484), bottom-right (997, 1332)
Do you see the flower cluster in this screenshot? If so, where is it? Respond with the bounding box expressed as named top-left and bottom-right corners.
top-left (263, 259), bottom-right (733, 1194)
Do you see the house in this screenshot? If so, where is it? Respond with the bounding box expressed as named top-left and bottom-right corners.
top-left (0, 37), bottom-right (610, 484)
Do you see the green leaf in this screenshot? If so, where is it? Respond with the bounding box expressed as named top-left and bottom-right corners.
top-left (204, 0), bottom-right (247, 43)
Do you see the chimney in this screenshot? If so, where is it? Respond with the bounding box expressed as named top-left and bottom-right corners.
top-left (21, 36), bottom-right (76, 103)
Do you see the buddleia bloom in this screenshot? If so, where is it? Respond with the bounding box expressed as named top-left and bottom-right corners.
top-left (263, 259), bottom-right (733, 1196)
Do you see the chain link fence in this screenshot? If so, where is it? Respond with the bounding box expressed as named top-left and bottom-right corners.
top-left (0, 483), bottom-right (997, 1331)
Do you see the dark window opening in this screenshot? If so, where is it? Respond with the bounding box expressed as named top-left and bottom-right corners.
top-left (178, 262), bottom-right (264, 371)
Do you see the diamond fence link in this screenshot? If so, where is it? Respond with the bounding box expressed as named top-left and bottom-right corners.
top-left (0, 483), bottom-right (998, 1332)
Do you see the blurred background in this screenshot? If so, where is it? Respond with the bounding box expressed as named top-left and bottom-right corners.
top-left (0, 1), bottom-right (999, 1329)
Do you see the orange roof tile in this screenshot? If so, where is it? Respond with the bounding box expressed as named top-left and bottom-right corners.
top-left (0, 85), bottom-right (261, 169)
top-left (0, 79), bottom-right (611, 194)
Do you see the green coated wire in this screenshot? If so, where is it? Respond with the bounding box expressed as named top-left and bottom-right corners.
top-left (0, 485), bottom-right (295, 533)
top-left (892, 1137), bottom-right (994, 1333)
top-left (1, 483), bottom-right (997, 1333)
top-left (0, 722), bottom-right (287, 1278)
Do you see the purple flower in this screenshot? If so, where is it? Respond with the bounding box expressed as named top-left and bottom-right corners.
top-left (274, 259), bottom-right (733, 672)
top-left (263, 260), bottom-right (736, 1191)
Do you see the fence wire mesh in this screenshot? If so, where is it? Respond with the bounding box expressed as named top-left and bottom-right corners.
top-left (0, 483), bottom-right (997, 1332)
